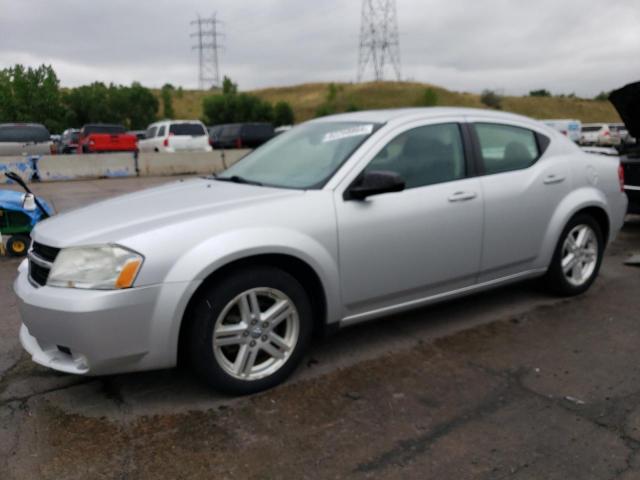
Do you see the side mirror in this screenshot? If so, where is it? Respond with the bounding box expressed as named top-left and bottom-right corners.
top-left (345, 170), bottom-right (405, 201)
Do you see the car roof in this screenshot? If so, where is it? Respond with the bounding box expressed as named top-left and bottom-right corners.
top-left (308, 107), bottom-right (544, 126)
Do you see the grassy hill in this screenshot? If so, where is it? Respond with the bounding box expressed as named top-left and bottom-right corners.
top-left (159, 81), bottom-right (620, 124)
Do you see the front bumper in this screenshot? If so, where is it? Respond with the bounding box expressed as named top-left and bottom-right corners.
top-left (14, 263), bottom-right (175, 376)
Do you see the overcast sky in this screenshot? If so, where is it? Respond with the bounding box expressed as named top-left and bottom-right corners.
top-left (0, 0), bottom-right (638, 96)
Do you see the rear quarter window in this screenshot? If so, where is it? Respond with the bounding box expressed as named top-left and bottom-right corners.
top-left (242, 124), bottom-right (275, 139)
top-left (169, 123), bottom-right (206, 136)
top-left (475, 123), bottom-right (541, 175)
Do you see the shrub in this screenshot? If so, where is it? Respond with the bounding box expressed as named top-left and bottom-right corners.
top-left (481, 89), bottom-right (502, 110)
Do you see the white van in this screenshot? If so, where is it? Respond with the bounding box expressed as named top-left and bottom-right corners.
top-left (138, 120), bottom-right (212, 153)
top-left (541, 119), bottom-right (582, 143)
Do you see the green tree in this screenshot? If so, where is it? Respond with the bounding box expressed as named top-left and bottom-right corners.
top-left (0, 64), bottom-right (65, 132)
top-left (481, 89), bottom-right (502, 110)
top-left (529, 89), bottom-right (552, 97)
top-left (273, 101), bottom-right (294, 126)
top-left (422, 88), bottom-right (438, 106)
top-left (202, 77), bottom-right (276, 125)
top-left (161, 84), bottom-right (175, 119)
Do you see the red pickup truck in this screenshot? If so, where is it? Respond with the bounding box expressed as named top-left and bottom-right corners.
top-left (77, 124), bottom-right (137, 154)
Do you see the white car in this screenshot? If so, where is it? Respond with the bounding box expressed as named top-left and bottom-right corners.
top-left (580, 123), bottom-right (620, 146)
top-left (541, 119), bottom-right (582, 143)
top-left (138, 120), bottom-right (212, 153)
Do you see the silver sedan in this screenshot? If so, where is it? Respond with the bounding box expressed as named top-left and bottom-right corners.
top-left (14, 108), bottom-right (628, 394)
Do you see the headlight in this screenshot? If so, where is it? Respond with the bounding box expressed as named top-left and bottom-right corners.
top-left (47, 245), bottom-right (143, 290)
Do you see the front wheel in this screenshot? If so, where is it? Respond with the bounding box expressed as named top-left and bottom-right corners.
top-left (188, 266), bottom-right (313, 395)
top-left (543, 214), bottom-right (604, 296)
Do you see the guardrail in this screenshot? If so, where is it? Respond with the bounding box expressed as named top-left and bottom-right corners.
top-left (0, 150), bottom-right (251, 184)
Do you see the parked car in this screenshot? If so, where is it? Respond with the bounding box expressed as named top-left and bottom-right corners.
top-left (0, 123), bottom-right (53, 156)
top-left (208, 125), bottom-right (224, 149)
top-left (77, 124), bottom-right (137, 154)
top-left (128, 130), bottom-right (147, 141)
top-left (214, 123), bottom-right (275, 149)
top-left (138, 120), bottom-right (212, 153)
top-left (580, 123), bottom-right (620, 146)
top-left (609, 123), bottom-right (635, 146)
top-left (542, 119), bottom-right (582, 143)
top-left (609, 82), bottom-right (640, 214)
top-left (57, 128), bottom-right (80, 154)
top-left (14, 108), bottom-right (627, 394)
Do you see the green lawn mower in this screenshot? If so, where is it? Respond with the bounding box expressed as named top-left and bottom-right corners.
top-left (0, 172), bottom-right (54, 257)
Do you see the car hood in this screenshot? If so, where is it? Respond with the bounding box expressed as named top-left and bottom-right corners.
top-left (610, 82), bottom-right (640, 138)
top-left (32, 178), bottom-right (302, 247)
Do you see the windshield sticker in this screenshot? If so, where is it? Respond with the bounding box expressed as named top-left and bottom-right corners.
top-left (322, 125), bottom-right (374, 143)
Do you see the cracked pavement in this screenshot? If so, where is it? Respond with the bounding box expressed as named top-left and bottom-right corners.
top-left (1, 176), bottom-right (639, 479)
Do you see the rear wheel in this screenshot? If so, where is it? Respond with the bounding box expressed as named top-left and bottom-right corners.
top-left (188, 266), bottom-right (312, 395)
top-left (543, 214), bottom-right (603, 296)
top-left (7, 235), bottom-right (30, 257)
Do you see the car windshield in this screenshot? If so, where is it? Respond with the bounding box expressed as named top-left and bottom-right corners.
top-left (217, 121), bottom-right (379, 189)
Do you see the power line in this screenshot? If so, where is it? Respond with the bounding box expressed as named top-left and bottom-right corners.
top-left (191, 14), bottom-right (223, 90)
top-left (357, 0), bottom-right (401, 82)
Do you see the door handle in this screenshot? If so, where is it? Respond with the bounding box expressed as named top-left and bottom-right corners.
top-left (544, 174), bottom-right (566, 185)
top-left (448, 191), bottom-right (477, 202)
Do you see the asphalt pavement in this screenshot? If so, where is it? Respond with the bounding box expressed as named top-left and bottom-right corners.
top-left (1, 176), bottom-right (639, 479)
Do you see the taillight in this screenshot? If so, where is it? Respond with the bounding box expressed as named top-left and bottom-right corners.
top-left (618, 163), bottom-right (625, 192)
top-left (163, 137), bottom-right (169, 147)
top-left (603, 131), bottom-right (610, 137)
top-left (236, 138), bottom-right (242, 149)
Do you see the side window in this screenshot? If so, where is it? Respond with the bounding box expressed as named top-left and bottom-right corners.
top-left (475, 123), bottom-right (540, 175)
top-left (157, 126), bottom-right (166, 137)
top-left (145, 126), bottom-right (157, 139)
top-left (366, 123), bottom-right (466, 190)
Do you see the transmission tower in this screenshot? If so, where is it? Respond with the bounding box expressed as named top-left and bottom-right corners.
top-left (191, 14), bottom-right (223, 90)
top-left (357, 0), bottom-right (401, 82)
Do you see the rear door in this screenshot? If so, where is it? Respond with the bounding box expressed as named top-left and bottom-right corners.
top-left (468, 119), bottom-right (570, 281)
top-left (334, 120), bottom-right (484, 320)
top-left (167, 122), bottom-right (209, 151)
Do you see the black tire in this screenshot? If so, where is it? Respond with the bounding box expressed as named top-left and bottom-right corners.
top-left (543, 214), bottom-right (604, 296)
top-left (188, 265), bottom-right (313, 395)
top-left (7, 235), bottom-right (31, 257)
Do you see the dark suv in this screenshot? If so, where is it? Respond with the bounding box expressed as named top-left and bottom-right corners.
top-left (213, 123), bottom-right (275, 149)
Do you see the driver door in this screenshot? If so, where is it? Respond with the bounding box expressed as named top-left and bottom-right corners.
top-left (334, 121), bottom-right (484, 321)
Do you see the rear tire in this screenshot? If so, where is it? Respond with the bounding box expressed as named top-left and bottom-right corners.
top-left (543, 214), bottom-right (604, 296)
top-left (187, 266), bottom-right (313, 395)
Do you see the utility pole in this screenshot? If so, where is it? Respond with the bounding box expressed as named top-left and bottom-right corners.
top-left (357, 0), bottom-right (401, 82)
top-left (191, 14), bottom-right (223, 90)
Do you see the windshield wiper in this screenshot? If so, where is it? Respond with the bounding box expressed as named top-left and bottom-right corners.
top-left (213, 175), bottom-right (263, 186)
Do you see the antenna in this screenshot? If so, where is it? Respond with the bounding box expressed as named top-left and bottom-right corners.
top-left (191, 14), bottom-right (223, 90)
top-left (357, 0), bottom-right (401, 82)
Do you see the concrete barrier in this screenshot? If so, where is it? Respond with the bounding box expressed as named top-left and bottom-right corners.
top-left (138, 150), bottom-right (250, 177)
top-left (38, 154), bottom-right (136, 182)
top-left (0, 149), bottom-right (251, 183)
top-left (0, 156), bottom-right (37, 184)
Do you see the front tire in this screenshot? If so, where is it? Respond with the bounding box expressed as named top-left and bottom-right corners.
top-left (188, 266), bottom-right (313, 395)
top-left (543, 214), bottom-right (604, 296)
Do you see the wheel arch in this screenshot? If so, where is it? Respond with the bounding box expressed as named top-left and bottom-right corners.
top-left (538, 187), bottom-right (611, 269)
top-left (177, 252), bottom-right (331, 365)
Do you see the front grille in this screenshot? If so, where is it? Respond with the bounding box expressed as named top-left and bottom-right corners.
top-left (28, 242), bottom-right (59, 287)
top-left (29, 261), bottom-right (50, 286)
top-left (32, 242), bottom-right (60, 263)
